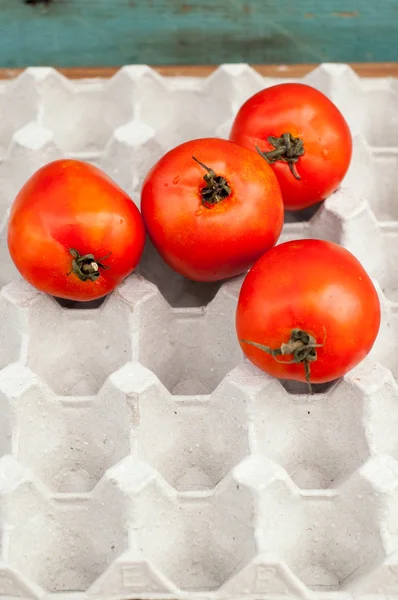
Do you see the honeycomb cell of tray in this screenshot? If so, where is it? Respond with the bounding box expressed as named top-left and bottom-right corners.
top-left (28, 67), bottom-right (129, 156)
top-left (106, 65), bottom-right (171, 135)
top-left (121, 361), bottom-right (250, 491)
top-left (127, 274), bottom-right (243, 395)
top-left (234, 355), bottom-right (398, 487)
top-left (239, 364), bottom-right (369, 490)
top-left (27, 290), bottom-right (133, 396)
top-left (99, 457), bottom-right (257, 591)
top-left (4, 488), bottom-right (128, 593)
top-left (234, 455), bottom-right (389, 591)
top-left (0, 361), bottom-right (135, 493)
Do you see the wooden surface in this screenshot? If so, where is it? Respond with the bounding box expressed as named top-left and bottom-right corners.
top-left (1, 63), bottom-right (398, 81)
top-left (1, 0), bottom-right (398, 68)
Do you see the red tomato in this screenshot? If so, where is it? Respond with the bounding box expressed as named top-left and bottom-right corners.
top-left (8, 159), bottom-right (145, 301)
top-left (236, 240), bottom-right (380, 389)
top-left (141, 138), bottom-right (283, 282)
top-left (230, 83), bottom-right (352, 211)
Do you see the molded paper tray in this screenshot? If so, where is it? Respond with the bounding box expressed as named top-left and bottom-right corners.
top-left (0, 63), bottom-right (397, 599)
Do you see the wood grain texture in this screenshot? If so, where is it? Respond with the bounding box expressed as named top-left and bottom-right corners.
top-left (2, 63), bottom-right (398, 81)
top-left (1, 0), bottom-right (398, 68)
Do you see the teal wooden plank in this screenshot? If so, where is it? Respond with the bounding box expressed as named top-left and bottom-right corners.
top-left (0, 0), bottom-right (398, 67)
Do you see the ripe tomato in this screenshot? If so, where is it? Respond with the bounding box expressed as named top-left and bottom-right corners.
top-left (236, 240), bottom-right (380, 389)
top-left (230, 83), bottom-right (352, 211)
top-left (8, 159), bottom-right (145, 301)
top-left (141, 138), bottom-right (283, 282)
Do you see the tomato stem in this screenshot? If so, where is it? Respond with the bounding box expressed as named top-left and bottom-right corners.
top-left (68, 248), bottom-right (111, 282)
top-left (192, 156), bottom-right (231, 206)
top-left (241, 329), bottom-right (324, 394)
top-left (256, 132), bottom-right (305, 180)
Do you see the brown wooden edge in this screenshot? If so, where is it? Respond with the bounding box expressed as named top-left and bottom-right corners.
top-left (1, 63), bottom-right (398, 80)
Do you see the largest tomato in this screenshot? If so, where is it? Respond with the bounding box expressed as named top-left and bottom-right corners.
top-left (8, 159), bottom-right (145, 301)
top-left (236, 239), bottom-right (380, 390)
top-left (141, 138), bottom-right (283, 282)
top-left (230, 83), bottom-right (352, 210)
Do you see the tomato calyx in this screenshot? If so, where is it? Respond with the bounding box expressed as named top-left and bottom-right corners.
top-left (256, 132), bottom-right (305, 180)
top-left (192, 156), bottom-right (231, 206)
top-left (241, 328), bottom-right (324, 393)
top-left (68, 248), bottom-right (111, 282)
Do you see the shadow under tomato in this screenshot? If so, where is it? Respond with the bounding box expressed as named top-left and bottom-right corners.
top-left (280, 378), bottom-right (341, 395)
top-left (284, 200), bottom-right (324, 224)
top-left (53, 296), bottom-right (107, 310)
top-left (138, 238), bottom-right (223, 308)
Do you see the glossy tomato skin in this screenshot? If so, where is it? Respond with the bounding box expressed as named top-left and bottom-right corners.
top-left (8, 159), bottom-right (145, 301)
top-left (236, 240), bottom-right (380, 384)
top-left (141, 138), bottom-right (284, 282)
top-left (230, 83), bottom-right (352, 211)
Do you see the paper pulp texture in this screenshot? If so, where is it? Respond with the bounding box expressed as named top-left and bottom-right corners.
top-left (0, 63), bottom-right (396, 599)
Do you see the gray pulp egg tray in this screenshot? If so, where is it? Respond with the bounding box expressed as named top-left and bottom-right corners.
top-left (0, 62), bottom-right (398, 600)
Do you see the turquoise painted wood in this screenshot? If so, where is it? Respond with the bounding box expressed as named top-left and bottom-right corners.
top-left (0, 0), bottom-right (398, 67)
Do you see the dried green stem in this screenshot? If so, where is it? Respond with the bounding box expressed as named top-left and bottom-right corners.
top-left (68, 248), bottom-right (111, 282)
top-left (192, 156), bottom-right (231, 206)
top-left (241, 329), bottom-right (324, 394)
top-left (256, 132), bottom-right (305, 180)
